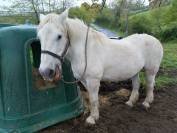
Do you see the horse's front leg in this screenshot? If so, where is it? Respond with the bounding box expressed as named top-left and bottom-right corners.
top-left (84, 78), bottom-right (100, 124)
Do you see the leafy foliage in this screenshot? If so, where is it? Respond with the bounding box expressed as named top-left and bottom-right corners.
top-left (128, 14), bottom-right (152, 34)
top-left (159, 23), bottom-right (177, 41)
top-left (95, 8), bottom-right (114, 27)
top-left (125, 2), bottom-right (177, 41)
top-left (69, 3), bottom-right (101, 24)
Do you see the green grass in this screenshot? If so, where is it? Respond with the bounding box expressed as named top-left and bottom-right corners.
top-left (161, 41), bottom-right (177, 69)
top-left (156, 41), bottom-right (177, 88)
top-left (140, 72), bottom-right (177, 89)
top-left (156, 75), bottom-right (177, 88)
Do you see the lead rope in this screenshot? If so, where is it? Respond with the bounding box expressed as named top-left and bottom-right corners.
top-left (61, 25), bottom-right (90, 84)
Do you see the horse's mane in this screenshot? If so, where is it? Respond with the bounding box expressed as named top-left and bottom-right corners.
top-left (69, 18), bottom-right (85, 27)
top-left (38, 13), bottom-right (86, 29)
top-left (67, 18), bottom-right (109, 45)
top-left (38, 13), bottom-right (108, 44)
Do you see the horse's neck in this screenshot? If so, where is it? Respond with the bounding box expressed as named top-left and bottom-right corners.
top-left (66, 18), bottom-right (88, 42)
top-left (66, 19), bottom-right (89, 62)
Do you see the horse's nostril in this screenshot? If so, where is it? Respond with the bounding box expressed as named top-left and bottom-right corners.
top-left (49, 69), bottom-right (54, 77)
top-left (39, 67), bottom-right (55, 79)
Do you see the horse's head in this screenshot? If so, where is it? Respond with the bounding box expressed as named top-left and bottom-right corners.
top-left (37, 9), bottom-right (69, 81)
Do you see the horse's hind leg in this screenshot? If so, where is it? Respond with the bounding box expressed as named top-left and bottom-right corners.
top-left (142, 70), bottom-right (156, 108)
top-left (126, 73), bottom-right (140, 107)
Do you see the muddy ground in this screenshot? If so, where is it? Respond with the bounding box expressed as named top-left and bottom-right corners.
top-left (37, 76), bottom-right (177, 133)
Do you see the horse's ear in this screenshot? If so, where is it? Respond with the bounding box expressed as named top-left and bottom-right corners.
top-left (39, 14), bottom-right (46, 22)
top-left (60, 9), bottom-right (69, 22)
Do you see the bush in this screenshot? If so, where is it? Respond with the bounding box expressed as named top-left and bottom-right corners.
top-left (69, 3), bottom-right (101, 24)
top-left (128, 15), bottom-right (152, 34)
top-left (69, 7), bottom-right (93, 23)
top-left (159, 23), bottom-right (177, 41)
top-left (172, 0), bottom-right (177, 7)
top-left (95, 8), bottom-right (114, 27)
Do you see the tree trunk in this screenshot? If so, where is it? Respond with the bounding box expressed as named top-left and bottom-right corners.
top-left (31, 0), bottom-right (39, 23)
top-left (41, 0), bottom-right (45, 13)
top-left (100, 0), bottom-right (106, 12)
top-left (49, 0), bottom-right (51, 12)
top-left (125, 0), bottom-right (129, 36)
top-left (62, 0), bottom-right (66, 11)
top-left (114, 0), bottom-right (124, 27)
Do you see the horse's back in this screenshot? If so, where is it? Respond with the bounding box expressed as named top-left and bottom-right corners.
top-left (123, 33), bottom-right (163, 56)
top-left (91, 33), bottom-right (163, 81)
top-left (112, 33), bottom-right (163, 71)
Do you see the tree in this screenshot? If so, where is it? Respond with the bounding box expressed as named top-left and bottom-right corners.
top-left (4, 0), bottom-right (75, 23)
top-left (100, 0), bottom-right (107, 12)
top-left (31, 0), bottom-right (40, 23)
top-left (61, 0), bottom-right (74, 11)
top-left (149, 0), bottom-right (170, 8)
top-left (112, 0), bottom-right (125, 27)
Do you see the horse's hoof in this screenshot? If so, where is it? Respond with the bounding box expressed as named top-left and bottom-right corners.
top-left (86, 116), bottom-right (95, 125)
top-left (147, 96), bottom-right (154, 104)
top-left (126, 101), bottom-right (133, 107)
top-left (142, 101), bottom-right (150, 109)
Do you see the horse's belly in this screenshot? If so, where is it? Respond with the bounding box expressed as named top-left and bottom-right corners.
top-left (102, 60), bottom-right (144, 82)
top-left (102, 68), bottom-right (141, 81)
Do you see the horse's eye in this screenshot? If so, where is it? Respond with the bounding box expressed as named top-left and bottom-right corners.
top-left (57, 35), bottom-right (62, 40)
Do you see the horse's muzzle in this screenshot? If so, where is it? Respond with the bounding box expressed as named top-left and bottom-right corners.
top-left (39, 65), bottom-right (61, 81)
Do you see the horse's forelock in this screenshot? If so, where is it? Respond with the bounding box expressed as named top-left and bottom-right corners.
top-left (38, 13), bottom-right (60, 31)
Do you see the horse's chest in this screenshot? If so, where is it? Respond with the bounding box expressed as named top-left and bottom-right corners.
top-left (70, 63), bottom-right (83, 79)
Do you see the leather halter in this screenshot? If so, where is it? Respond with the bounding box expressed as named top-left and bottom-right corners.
top-left (40, 25), bottom-right (90, 84)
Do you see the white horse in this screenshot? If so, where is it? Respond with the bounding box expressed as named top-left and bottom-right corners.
top-left (38, 9), bottom-right (163, 124)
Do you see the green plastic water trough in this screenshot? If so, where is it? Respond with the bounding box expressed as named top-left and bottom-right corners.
top-left (0, 24), bottom-right (14, 28)
top-left (0, 25), bottom-right (84, 133)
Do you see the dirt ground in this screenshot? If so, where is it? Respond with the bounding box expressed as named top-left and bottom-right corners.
top-left (37, 77), bottom-right (177, 133)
